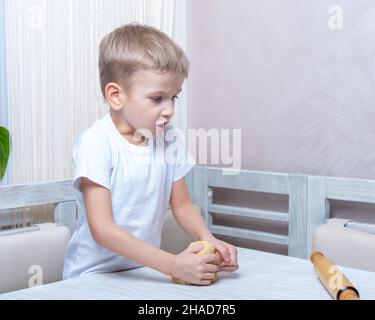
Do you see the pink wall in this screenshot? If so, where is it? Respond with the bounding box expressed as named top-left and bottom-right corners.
top-left (186, 0), bottom-right (375, 179)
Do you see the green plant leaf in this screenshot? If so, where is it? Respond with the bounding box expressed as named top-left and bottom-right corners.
top-left (0, 126), bottom-right (11, 180)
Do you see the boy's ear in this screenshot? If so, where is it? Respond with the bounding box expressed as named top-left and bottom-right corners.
top-left (105, 82), bottom-right (127, 111)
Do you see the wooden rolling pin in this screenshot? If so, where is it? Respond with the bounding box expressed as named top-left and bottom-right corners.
top-left (310, 251), bottom-right (360, 300)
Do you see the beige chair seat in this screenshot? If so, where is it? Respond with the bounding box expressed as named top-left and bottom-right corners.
top-left (312, 218), bottom-right (375, 272)
top-left (0, 223), bottom-right (71, 294)
top-left (160, 208), bottom-right (194, 254)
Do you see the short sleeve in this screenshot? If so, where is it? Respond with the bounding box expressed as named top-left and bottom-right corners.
top-left (165, 127), bottom-right (196, 182)
top-left (72, 129), bottom-right (112, 192)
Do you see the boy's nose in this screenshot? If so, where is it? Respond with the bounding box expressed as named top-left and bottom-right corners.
top-left (162, 102), bottom-right (174, 118)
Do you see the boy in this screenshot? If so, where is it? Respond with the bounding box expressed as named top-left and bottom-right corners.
top-left (63, 23), bottom-right (238, 285)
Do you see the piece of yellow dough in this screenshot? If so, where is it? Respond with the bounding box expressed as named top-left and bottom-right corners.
top-left (172, 241), bottom-right (219, 285)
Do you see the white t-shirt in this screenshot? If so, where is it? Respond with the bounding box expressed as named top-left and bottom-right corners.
top-left (63, 112), bottom-right (195, 279)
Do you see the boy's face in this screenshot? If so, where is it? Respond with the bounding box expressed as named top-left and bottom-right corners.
top-left (114, 69), bottom-right (185, 138)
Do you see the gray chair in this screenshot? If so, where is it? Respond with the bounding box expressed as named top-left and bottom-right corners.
top-left (0, 223), bottom-right (71, 293)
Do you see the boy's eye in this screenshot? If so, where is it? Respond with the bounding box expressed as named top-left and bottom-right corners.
top-left (151, 97), bottom-right (163, 103)
top-left (150, 95), bottom-right (180, 103)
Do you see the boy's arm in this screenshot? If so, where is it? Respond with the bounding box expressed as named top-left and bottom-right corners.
top-left (169, 177), bottom-right (215, 242)
top-left (81, 177), bottom-right (176, 277)
top-left (170, 177), bottom-right (239, 270)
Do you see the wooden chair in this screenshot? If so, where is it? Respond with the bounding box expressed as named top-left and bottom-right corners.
top-left (186, 166), bottom-right (308, 258)
top-left (308, 175), bottom-right (375, 271)
top-left (0, 179), bottom-right (191, 293)
top-left (1, 166), bottom-right (375, 293)
top-left (0, 180), bottom-right (76, 293)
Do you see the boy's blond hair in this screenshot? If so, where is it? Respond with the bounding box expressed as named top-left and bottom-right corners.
top-left (99, 23), bottom-right (190, 99)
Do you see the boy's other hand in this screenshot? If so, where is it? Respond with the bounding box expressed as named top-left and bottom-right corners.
top-left (171, 244), bottom-right (221, 286)
top-left (202, 237), bottom-right (239, 272)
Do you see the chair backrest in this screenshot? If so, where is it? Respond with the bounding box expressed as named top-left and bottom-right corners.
top-left (186, 166), bottom-right (308, 258)
top-left (307, 175), bottom-right (375, 257)
top-left (187, 166), bottom-right (375, 260)
top-left (0, 223), bottom-right (71, 293)
top-left (0, 179), bottom-right (77, 235)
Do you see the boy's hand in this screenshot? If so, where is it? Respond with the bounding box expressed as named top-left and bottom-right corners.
top-left (171, 244), bottom-right (222, 285)
top-left (202, 237), bottom-right (239, 272)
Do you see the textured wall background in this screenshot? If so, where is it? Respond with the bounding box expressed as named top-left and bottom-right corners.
top-left (186, 0), bottom-right (375, 179)
top-left (186, 0), bottom-right (375, 253)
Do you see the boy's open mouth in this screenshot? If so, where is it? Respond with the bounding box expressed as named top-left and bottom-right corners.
top-left (156, 121), bottom-right (170, 128)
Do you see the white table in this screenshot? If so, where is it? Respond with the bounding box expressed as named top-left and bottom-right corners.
top-left (1, 247), bottom-right (374, 300)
